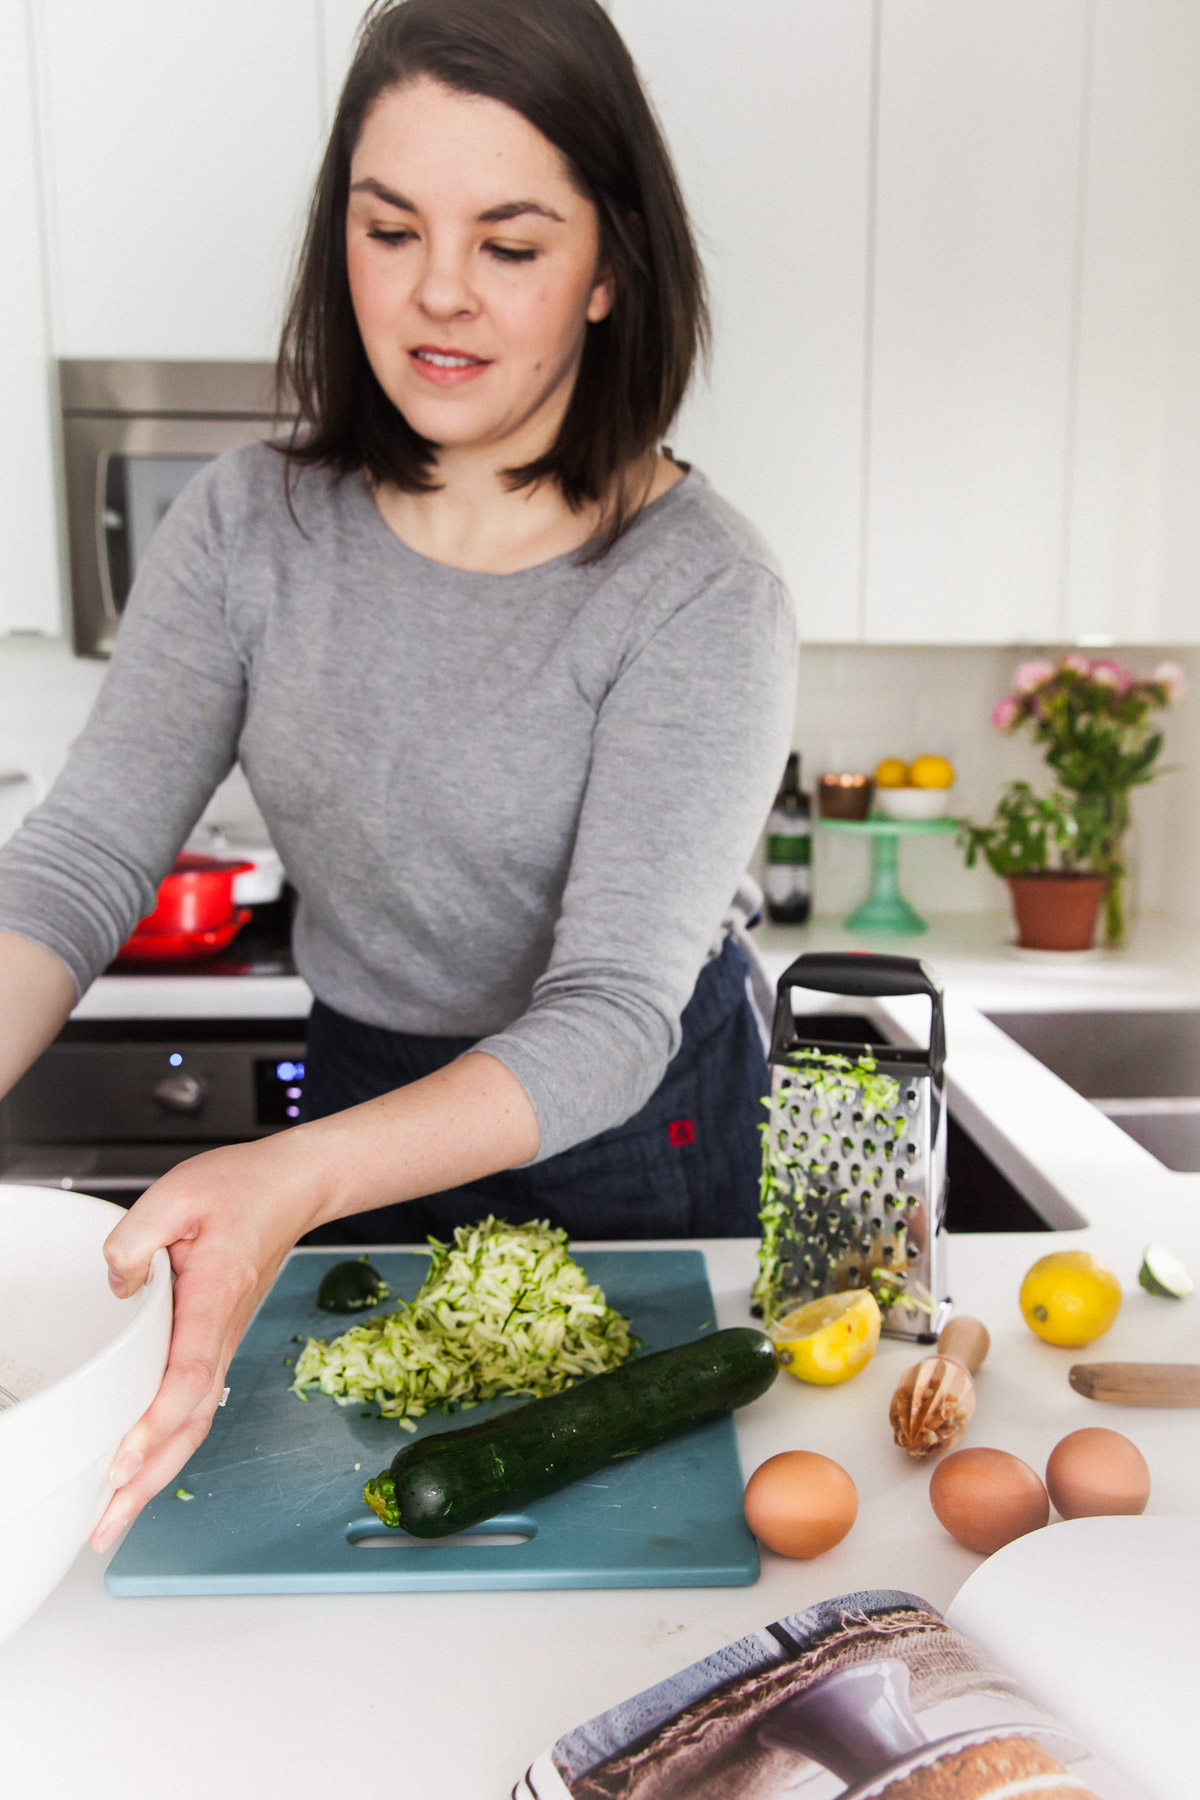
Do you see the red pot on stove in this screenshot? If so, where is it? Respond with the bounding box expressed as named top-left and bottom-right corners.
top-left (128, 853), bottom-right (255, 939)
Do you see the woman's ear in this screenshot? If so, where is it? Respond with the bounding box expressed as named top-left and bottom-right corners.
top-left (587, 266), bottom-right (616, 323)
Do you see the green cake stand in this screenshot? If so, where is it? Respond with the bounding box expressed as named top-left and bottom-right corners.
top-left (816, 814), bottom-right (958, 933)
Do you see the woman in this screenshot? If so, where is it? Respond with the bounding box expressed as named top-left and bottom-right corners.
top-left (0, 0), bottom-right (797, 1546)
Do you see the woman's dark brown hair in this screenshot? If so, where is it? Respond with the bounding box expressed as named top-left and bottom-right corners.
top-left (278, 0), bottom-right (708, 558)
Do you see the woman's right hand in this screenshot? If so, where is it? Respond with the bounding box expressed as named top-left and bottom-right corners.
top-left (91, 1128), bottom-right (333, 1551)
top-left (90, 1051), bottom-right (539, 1551)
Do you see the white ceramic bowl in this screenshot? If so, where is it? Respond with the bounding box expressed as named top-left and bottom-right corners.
top-left (874, 785), bottom-right (953, 821)
top-left (0, 1187), bottom-right (171, 1646)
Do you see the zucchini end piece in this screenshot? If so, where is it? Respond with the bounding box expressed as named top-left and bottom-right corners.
top-left (317, 1257), bottom-right (389, 1313)
top-left (363, 1470), bottom-right (401, 1528)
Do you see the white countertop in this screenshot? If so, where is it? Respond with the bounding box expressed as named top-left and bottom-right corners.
top-left (756, 910), bottom-right (1200, 1010)
top-left (4, 1234), bottom-right (1198, 1800)
top-left (7, 910), bottom-right (1196, 1796)
top-left (71, 970), bottom-right (313, 1020)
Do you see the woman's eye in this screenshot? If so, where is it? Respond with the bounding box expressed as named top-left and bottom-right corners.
top-left (486, 244), bottom-right (539, 264)
top-left (367, 227), bottom-right (413, 247)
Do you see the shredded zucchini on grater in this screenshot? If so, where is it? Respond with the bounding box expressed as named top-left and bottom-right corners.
top-left (291, 1217), bottom-right (636, 1429)
top-left (752, 1048), bottom-right (905, 1326)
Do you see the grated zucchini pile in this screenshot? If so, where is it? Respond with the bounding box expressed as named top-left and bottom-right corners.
top-left (291, 1216), bottom-right (636, 1429)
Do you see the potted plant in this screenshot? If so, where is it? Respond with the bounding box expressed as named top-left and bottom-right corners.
top-left (972, 657), bottom-right (1184, 947)
top-left (959, 782), bottom-right (1108, 950)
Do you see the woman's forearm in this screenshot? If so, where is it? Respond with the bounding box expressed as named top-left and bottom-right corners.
top-left (282, 1049), bottom-right (542, 1228)
top-left (105, 1049), bottom-right (542, 1306)
top-left (0, 928), bottom-right (78, 1099)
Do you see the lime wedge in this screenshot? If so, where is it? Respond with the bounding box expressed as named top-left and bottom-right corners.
top-left (1138, 1243), bottom-right (1194, 1299)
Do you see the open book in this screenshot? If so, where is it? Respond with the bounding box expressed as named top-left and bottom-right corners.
top-left (513, 1516), bottom-right (1194, 1800)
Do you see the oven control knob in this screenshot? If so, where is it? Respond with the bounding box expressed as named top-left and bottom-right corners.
top-left (151, 1072), bottom-right (207, 1114)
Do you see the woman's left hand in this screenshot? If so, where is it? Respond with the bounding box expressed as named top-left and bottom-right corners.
top-left (91, 1130), bottom-right (331, 1551)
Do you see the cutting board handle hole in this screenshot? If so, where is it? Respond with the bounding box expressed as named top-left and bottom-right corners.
top-left (345, 1518), bottom-right (537, 1550)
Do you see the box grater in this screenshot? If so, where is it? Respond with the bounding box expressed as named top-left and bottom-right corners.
top-left (753, 952), bottom-right (950, 1343)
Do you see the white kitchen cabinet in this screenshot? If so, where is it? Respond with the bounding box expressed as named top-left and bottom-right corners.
top-left (1063, 1), bottom-right (1200, 646)
top-left (0, 0), bottom-right (62, 635)
top-left (610, 0), bottom-right (874, 643)
top-left (17, 0), bottom-right (1200, 649)
top-left (33, 0), bottom-right (326, 361)
top-left (863, 0), bottom-right (1089, 644)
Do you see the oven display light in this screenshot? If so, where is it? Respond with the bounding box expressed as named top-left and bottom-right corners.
top-left (168, 1052), bottom-right (183, 1067)
top-left (255, 1056), bottom-right (306, 1127)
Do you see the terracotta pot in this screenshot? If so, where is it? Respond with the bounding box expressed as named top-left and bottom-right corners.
top-left (1006, 872), bottom-right (1106, 952)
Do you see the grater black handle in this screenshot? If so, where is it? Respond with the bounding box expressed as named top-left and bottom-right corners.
top-left (772, 951), bottom-right (945, 1072)
top-left (777, 951), bottom-right (937, 1002)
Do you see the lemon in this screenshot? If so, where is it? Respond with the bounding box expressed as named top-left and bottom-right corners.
top-left (874, 758), bottom-right (910, 789)
top-left (768, 1290), bottom-right (882, 1385)
top-left (1020, 1251), bottom-right (1122, 1347)
top-left (910, 754), bottom-right (956, 789)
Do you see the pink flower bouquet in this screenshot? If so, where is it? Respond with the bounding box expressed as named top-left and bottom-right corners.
top-left (983, 656), bottom-right (1183, 944)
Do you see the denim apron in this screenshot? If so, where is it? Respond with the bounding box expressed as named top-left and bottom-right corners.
top-left (299, 935), bottom-right (767, 1244)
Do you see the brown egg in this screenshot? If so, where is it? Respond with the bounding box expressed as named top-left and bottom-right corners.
top-left (743, 1451), bottom-right (858, 1558)
top-left (1046, 1427), bottom-right (1150, 1520)
top-left (929, 1447), bottom-right (1049, 1555)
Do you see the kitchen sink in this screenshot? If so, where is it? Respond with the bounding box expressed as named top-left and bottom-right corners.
top-left (988, 1009), bottom-right (1200, 1173)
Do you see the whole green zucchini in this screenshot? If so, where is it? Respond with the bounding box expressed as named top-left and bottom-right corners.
top-left (363, 1326), bottom-right (777, 1536)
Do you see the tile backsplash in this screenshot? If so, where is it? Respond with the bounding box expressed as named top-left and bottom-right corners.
top-left (1, 636), bottom-right (1196, 926)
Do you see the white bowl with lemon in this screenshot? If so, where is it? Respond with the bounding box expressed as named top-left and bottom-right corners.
top-left (873, 754), bottom-right (956, 820)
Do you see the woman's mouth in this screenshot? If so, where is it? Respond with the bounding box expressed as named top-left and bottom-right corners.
top-left (409, 346), bottom-right (492, 387)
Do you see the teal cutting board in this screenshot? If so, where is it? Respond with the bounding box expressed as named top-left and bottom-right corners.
top-left (106, 1248), bottom-right (760, 1595)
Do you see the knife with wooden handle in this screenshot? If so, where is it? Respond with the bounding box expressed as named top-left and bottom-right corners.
top-left (1069, 1362), bottom-right (1200, 1406)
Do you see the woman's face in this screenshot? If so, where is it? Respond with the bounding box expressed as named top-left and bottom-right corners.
top-left (345, 76), bottom-right (614, 460)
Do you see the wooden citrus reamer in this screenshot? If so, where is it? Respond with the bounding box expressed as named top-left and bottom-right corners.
top-left (889, 1315), bottom-right (990, 1457)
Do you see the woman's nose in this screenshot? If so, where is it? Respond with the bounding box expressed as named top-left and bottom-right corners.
top-left (411, 247), bottom-right (480, 320)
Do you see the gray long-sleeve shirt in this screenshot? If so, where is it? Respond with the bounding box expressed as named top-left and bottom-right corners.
top-left (0, 445), bottom-right (797, 1159)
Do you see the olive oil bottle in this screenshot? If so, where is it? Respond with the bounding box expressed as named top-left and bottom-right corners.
top-left (765, 752), bottom-right (812, 925)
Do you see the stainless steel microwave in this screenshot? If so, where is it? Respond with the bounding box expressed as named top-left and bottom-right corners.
top-left (59, 359), bottom-right (295, 658)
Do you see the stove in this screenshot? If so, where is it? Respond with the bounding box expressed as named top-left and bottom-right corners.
top-left (0, 897), bottom-right (310, 1204)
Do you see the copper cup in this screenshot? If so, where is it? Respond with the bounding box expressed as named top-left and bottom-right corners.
top-left (818, 773), bottom-right (874, 820)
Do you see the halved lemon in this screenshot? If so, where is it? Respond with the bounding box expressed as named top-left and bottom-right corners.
top-left (768, 1291), bottom-right (882, 1385)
